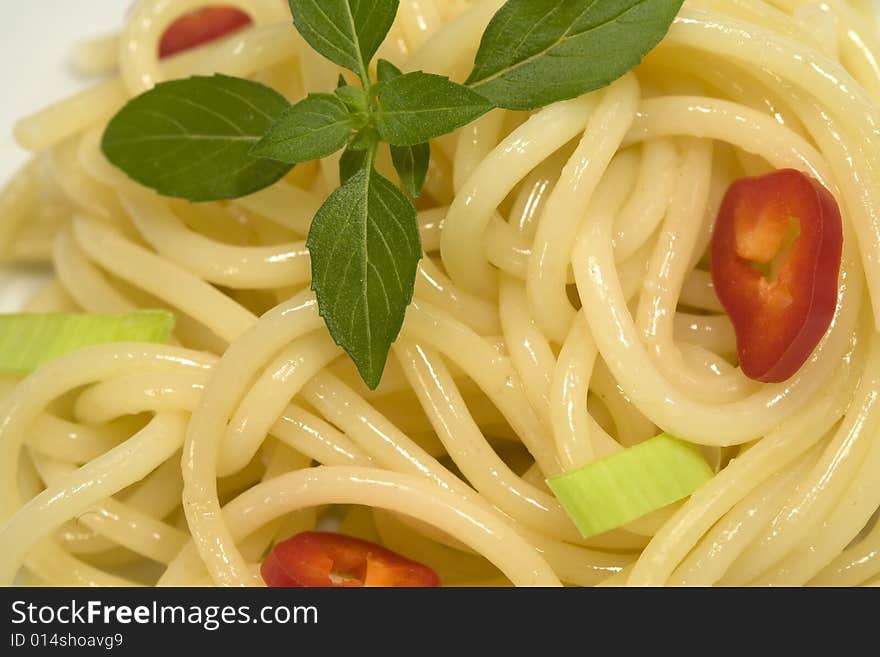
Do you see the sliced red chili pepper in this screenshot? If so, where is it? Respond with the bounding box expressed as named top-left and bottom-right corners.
top-left (159, 7), bottom-right (253, 59)
top-left (261, 531), bottom-right (441, 588)
top-left (711, 168), bottom-right (842, 383)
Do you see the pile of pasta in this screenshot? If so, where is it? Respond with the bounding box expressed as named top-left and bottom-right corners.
top-left (1, 0), bottom-right (880, 587)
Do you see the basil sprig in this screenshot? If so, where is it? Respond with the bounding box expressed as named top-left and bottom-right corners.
top-left (102, 0), bottom-right (683, 389)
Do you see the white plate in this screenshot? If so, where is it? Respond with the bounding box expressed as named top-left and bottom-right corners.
top-left (0, 0), bottom-right (125, 312)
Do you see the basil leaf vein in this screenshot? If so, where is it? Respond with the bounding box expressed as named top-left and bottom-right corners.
top-left (375, 71), bottom-right (494, 146)
top-left (391, 143), bottom-right (430, 198)
top-left (375, 60), bottom-right (430, 197)
top-left (102, 75), bottom-right (292, 202)
top-left (466, 0), bottom-right (683, 110)
top-left (253, 93), bottom-right (358, 164)
top-left (308, 153), bottom-right (421, 389)
top-left (288, 0), bottom-right (400, 82)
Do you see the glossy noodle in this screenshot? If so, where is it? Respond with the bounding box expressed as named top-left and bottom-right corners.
top-left (1, 0), bottom-right (880, 587)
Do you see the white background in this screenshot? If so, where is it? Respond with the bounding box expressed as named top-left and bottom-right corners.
top-left (0, 1), bottom-right (125, 309)
top-left (0, 0), bottom-right (125, 184)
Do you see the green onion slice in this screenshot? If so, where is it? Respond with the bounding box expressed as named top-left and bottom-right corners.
top-left (0, 311), bottom-right (176, 375)
top-left (547, 434), bottom-right (713, 538)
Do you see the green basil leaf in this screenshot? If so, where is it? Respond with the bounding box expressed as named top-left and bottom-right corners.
top-left (375, 72), bottom-right (494, 146)
top-left (376, 58), bottom-right (403, 82)
top-left (308, 156), bottom-right (421, 389)
top-left (391, 143), bottom-right (430, 198)
top-left (252, 93), bottom-right (357, 164)
top-left (466, 0), bottom-right (683, 110)
top-left (335, 85), bottom-right (369, 114)
top-left (289, 0), bottom-right (400, 81)
top-left (102, 75), bottom-right (292, 202)
top-left (339, 145), bottom-right (371, 184)
top-left (337, 74), bottom-right (348, 89)
top-left (348, 128), bottom-right (379, 152)
top-left (375, 60), bottom-right (430, 197)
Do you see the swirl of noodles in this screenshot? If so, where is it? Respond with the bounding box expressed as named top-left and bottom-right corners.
top-left (2, 0), bottom-right (880, 588)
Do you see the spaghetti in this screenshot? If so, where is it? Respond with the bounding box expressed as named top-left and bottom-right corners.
top-left (1, 0), bottom-right (880, 587)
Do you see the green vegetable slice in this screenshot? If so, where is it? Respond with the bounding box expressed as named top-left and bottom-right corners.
top-left (547, 434), bottom-right (713, 538)
top-left (0, 311), bottom-right (176, 375)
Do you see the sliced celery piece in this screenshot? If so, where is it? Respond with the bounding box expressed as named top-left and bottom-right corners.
top-left (547, 434), bottom-right (713, 538)
top-left (0, 311), bottom-right (175, 375)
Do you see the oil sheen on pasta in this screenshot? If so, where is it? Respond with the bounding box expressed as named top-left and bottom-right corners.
top-left (1, 0), bottom-right (880, 587)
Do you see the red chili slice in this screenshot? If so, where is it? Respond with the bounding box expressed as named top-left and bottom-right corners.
top-left (261, 532), bottom-right (441, 588)
top-left (159, 7), bottom-right (253, 59)
top-left (710, 168), bottom-right (843, 383)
